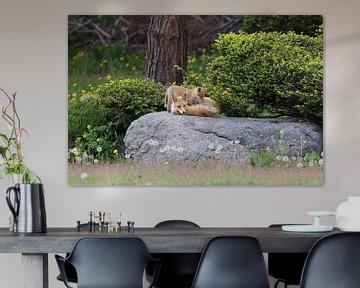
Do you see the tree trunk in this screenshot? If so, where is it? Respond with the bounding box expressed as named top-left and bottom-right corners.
top-left (146, 15), bottom-right (188, 85)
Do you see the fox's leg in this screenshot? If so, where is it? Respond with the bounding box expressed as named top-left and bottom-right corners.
top-left (164, 91), bottom-right (168, 109)
top-left (166, 92), bottom-right (173, 112)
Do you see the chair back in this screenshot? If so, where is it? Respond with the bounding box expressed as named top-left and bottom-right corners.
top-left (300, 232), bottom-right (360, 288)
top-left (191, 236), bottom-right (270, 288)
top-left (268, 224), bottom-right (308, 286)
top-left (150, 220), bottom-right (201, 288)
top-left (62, 237), bottom-right (154, 288)
top-left (155, 219), bottom-right (200, 228)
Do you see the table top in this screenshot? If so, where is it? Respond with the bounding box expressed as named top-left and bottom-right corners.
top-left (0, 227), bottom-right (340, 254)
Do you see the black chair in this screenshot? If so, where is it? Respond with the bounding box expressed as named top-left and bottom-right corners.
top-left (55, 237), bottom-right (160, 288)
top-left (191, 236), bottom-right (270, 288)
top-left (147, 220), bottom-right (201, 288)
top-left (268, 224), bottom-right (308, 288)
top-left (300, 232), bottom-right (360, 288)
top-left (56, 223), bottom-right (99, 284)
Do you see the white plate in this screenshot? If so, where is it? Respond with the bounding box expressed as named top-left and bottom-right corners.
top-left (307, 211), bottom-right (336, 217)
top-left (282, 225), bottom-right (333, 232)
top-left (338, 227), bottom-right (360, 232)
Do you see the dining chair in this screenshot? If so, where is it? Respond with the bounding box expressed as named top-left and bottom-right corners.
top-left (55, 237), bottom-right (160, 288)
top-left (300, 232), bottom-right (360, 288)
top-left (147, 220), bottom-right (201, 288)
top-left (56, 223), bottom-right (99, 284)
top-left (268, 224), bottom-right (308, 288)
top-left (191, 236), bottom-right (270, 288)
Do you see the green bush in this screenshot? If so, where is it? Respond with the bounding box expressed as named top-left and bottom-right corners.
top-left (68, 97), bottom-right (112, 145)
top-left (94, 78), bottom-right (165, 136)
top-left (206, 31), bottom-right (323, 123)
top-left (69, 124), bottom-right (122, 164)
top-left (241, 15), bottom-right (323, 36)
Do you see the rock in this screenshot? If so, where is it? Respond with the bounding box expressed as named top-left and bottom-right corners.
top-left (124, 112), bottom-right (322, 165)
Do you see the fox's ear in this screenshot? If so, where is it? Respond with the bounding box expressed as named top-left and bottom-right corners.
top-left (182, 93), bottom-right (187, 100)
top-left (171, 93), bottom-right (178, 102)
top-left (197, 87), bottom-right (202, 92)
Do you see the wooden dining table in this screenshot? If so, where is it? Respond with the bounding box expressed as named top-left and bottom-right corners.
top-left (0, 226), bottom-right (339, 288)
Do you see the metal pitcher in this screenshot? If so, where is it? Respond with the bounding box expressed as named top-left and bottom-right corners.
top-left (6, 183), bottom-right (47, 233)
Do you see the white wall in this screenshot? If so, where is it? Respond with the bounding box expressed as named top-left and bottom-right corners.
top-left (0, 0), bottom-right (360, 287)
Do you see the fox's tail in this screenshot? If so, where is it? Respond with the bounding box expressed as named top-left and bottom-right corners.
top-left (185, 104), bottom-right (219, 117)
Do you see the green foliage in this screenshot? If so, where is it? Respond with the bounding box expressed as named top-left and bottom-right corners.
top-left (206, 31), bottom-right (323, 123)
top-left (249, 129), bottom-right (324, 168)
top-left (94, 78), bottom-right (165, 136)
top-left (69, 124), bottom-right (122, 164)
top-left (68, 97), bottom-right (112, 145)
top-left (68, 43), bottom-right (145, 97)
top-left (241, 15), bottom-right (323, 36)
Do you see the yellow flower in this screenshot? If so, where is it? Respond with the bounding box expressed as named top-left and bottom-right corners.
top-left (113, 149), bottom-right (118, 154)
top-left (83, 134), bottom-right (87, 138)
top-left (98, 76), bottom-right (102, 81)
top-left (87, 125), bottom-right (92, 130)
top-left (106, 74), bottom-right (112, 81)
top-left (96, 138), bottom-right (101, 142)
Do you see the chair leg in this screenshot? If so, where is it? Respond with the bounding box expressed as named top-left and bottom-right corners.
top-left (274, 280), bottom-right (288, 288)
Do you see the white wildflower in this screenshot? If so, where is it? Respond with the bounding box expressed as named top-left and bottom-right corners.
top-left (282, 156), bottom-right (289, 162)
top-left (208, 143), bottom-right (214, 149)
top-left (164, 145), bottom-right (170, 151)
top-left (276, 155), bottom-right (282, 161)
top-left (177, 147), bottom-right (184, 152)
top-left (70, 147), bottom-right (78, 154)
top-left (96, 146), bottom-right (102, 152)
top-left (296, 163), bottom-right (303, 168)
top-left (235, 140), bottom-right (240, 144)
top-left (319, 159), bottom-right (324, 165)
top-left (309, 161), bottom-right (315, 167)
top-left (148, 139), bottom-right (158, 146)
top-left (80, 172), bottom-right (88, 180)
top-left (125, 154), bottom-right (131, 159)
top-left (93, 159), bottom-right (99, 164)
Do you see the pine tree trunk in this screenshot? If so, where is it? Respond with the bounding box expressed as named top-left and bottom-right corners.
top-left (146, 15), bottom-right (188, 85)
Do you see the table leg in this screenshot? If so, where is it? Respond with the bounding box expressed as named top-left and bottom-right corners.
top-left (22, 253), bottom-right (48, 288)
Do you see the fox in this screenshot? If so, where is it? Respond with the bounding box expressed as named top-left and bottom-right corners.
top-left (165, 85), bottom-right (205, 112)
top-left (170, 93), bottom-right (219, 117)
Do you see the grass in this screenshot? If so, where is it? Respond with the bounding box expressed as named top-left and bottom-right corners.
top-left (68, 44), bottom-right (146, 97)
top-left (68, 163), bottom-right (323, 186)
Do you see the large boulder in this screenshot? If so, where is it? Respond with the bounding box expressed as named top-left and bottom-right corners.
top-left (124, 112), bottom-right (322, 165)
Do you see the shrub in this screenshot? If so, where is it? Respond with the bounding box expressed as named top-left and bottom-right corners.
top-left (94, 78), bottom-right (165, 136)
top-left (69, 124), bottom-right (122, 164)
top-left (206, 31), bottom-right (323, 123)
top-left (68, 97), bottom-right (112, 145)
top-left (241, 15), bottom-right (323, 36)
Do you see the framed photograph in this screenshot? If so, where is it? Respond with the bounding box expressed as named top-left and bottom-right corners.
top-left (68, 15), bottom-right (323, 186)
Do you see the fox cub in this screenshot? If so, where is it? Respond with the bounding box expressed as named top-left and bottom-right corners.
top-left (165, 85), bottom-right (219, 117)
top-left (164, 85), bottom-right (205, 112)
